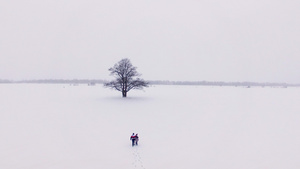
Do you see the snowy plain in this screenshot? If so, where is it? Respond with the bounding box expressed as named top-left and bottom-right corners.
top-left (1, 84), bottom-right (300, 169)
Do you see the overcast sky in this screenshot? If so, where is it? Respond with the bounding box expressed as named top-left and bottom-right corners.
top-left (1, 0), bottom-right (299, 83)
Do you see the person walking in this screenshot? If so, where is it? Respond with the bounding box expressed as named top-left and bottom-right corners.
top-left (130, 133), bottom-right (136, 146)
top-left (134, 134), bottom-right (139, 146)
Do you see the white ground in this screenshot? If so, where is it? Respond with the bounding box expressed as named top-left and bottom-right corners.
top-left (1, 84), bottom-right (300, 169)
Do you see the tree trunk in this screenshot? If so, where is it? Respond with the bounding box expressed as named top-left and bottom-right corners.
top-left (122, 91), bottom-right (127, 97)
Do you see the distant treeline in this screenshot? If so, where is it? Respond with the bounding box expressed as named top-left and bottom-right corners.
top-left (0, 79), bottom-right (105, 84)
top-left (0, 79), bottom-right (11, 83)
top-left (1, 79), bottom-right (299, 87)
top-left (149, 80), bottom-right (300, 87)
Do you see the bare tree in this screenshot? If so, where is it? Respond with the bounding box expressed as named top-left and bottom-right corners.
top-left (104, 58), bottom-right (149, 97)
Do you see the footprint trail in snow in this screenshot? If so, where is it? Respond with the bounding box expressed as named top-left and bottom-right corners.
top-left (132, 147), bottom-right (146, 169)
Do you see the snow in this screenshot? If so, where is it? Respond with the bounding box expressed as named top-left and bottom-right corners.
top-left (1, 84), bottom-right (300, 169)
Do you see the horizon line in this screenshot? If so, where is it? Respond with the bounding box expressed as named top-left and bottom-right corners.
top-left (0, 78), bottom-right (299, 86)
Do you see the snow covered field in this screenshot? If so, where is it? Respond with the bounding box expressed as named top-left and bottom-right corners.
top-left (1, 84), bottom-right (300, 169)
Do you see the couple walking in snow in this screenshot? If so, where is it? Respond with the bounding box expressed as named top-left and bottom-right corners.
top-left (130, 133), bottom-right (139, 146)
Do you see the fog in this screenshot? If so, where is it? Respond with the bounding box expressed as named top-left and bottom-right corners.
top-left (1, 0), bottom-right (299, 83)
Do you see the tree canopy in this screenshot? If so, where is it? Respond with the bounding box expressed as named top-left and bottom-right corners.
top-left (104, 58), bottom-right (149, 97)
